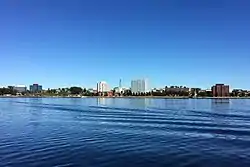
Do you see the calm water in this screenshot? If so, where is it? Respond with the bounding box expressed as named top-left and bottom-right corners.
top-left (1, 98), bottom-right (250, 167)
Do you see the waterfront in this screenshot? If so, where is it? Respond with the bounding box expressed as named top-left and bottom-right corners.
top-left (1, 98), bottom-right (250, 167)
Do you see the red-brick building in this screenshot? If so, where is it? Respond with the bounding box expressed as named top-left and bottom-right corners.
top-left (211, 84), bottom-right (230, 97)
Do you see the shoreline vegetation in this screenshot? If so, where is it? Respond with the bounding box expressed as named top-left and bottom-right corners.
top-left (1, 95), bottom-right (250, 99)
top-left (1, 86), bottom-right (250, 99)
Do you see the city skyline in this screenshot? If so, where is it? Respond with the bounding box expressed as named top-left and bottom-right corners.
top-left (5, 81), bottom-right (250, 98)
top-left (0, 79), bottom-right (247, 91)
top-left (1, 1), bottom-right (250, 89)
top-left (0, 80), bottom-right (245, 92)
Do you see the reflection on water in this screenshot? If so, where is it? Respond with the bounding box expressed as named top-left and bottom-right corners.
top-left (0, 98), bottom-right (250, 167)
top-left (29, 97), bottom-right (43, 103)
top-left (129, 98), bottom-right (151, 109)
top-left (96, 98), bottom-right (151, 109)
top-left (97, 97), bottom-right (107, 106)
top-left (212, 98), bottom-right (230, 104)
top-left (211, 99), bottom-right (230, 111)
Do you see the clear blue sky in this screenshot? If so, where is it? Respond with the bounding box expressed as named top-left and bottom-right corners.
top-left (0, 0), bottom-right (250, 89)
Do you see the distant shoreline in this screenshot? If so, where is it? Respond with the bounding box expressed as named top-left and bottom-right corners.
top-left (1, 95), bottom-right (250, 99)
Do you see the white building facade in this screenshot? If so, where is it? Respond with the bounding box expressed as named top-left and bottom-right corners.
top-left (97, 81), bottom-right (109, 93)
top-left (131, 79), bottom-right (150, 93)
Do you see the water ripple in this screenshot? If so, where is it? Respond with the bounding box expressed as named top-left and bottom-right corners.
top-left (1, 98), bottom-right (250, 167)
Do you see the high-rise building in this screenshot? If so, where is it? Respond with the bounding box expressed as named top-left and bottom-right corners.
top-left (30, 84), bottom-right (43, 93)
top-left (211, 84), bottom-right (230, 97)
top-left (38, 85), bottom-right (42, 92)
top-left (97, 81), bottom-right (109, 93)
top-left (131, 79), bottom-right (149, 93)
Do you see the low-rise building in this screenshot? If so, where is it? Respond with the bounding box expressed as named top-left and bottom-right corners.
top-left (165, 86), bottom-right (189, 93)
top-left (107, 91), bottom-right (113, 97)
top-left (14, 85), bottom-right (27, 93)
top-left (232, 89), bottom-right (250, 97)
top-left (152, 88), bottom-right (164, 93)
top-left (88, 88), bottom-right (97, 94)
top-left (113, 87), bottom-right (120, 93)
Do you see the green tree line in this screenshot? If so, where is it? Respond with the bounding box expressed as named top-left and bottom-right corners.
top-left (0, 87), bottom-right (17, 95)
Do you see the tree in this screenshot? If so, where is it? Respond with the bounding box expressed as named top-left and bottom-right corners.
top-left (83, 88), bottom-right (87, 93)
top-left (206, 91), bottom-right (213, 97)
top-left (240, 92), bottom-right (246, 97)
top-left (123, 90), bottom-right (132, 96)
top-left (198, 91), bottom-right (207, 97)
top-left (0, 87), bottom-right (17, 95)
top-left (230, 92), bottom-right (235, 97)
top-left (51, 89), bottom-right (56, 94)
top-left (69, 87), bottom-right (83, 95)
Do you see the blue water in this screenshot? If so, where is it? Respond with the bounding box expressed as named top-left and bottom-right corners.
top-left (0, 98), bottom-right (250, 167)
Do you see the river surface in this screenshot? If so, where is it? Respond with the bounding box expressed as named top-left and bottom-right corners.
top-left (0, 98), bottom-right (250, 167)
